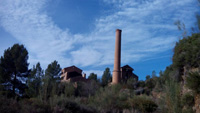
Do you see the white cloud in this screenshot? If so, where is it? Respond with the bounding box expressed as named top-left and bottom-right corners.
top-left (70, 46), bottom-right (103, 67)
top-left (0, 0), bottom-right (74, 68)
top-left (0, 0), bottom-right (198, 75)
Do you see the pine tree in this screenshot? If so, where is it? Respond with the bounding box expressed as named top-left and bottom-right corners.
top-left (88, 73), bottom-right (98, 82)
top-left (42, 60), bottom-right (61, 100)
top-left (102, 67), bottom-right (112, 86)
top-left (0, 44), bottom-right (29, 96)
top-left (45, 60), bottom-right (61, 80)
top-left (26, 62), bottom-right (44, 97)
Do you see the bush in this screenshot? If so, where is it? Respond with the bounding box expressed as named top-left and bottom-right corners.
top-left (0, 96), bottom-right (19, 113)
top-left (163, 78), bottom-right (182, 113)
top-left (145, 78), bottom-right (156, 91)
top-left (126, 77), bottom-right (137, 89)
top-left (186, 72), bottom-right (200, 94)
top-left (75, 81), bottom-right (100, 97)
top-left (137, 81), bottom-right (145, 88)
top-left (58, 83), bottom-right (75, 97)
top-left (20, 98), bottom-right (51, 113)
top-left (181, 93), bottom-right (194, 107)
top-left (128, 96), bottom-right (158, 113)
top-left (181, 93), bottom-right (195, 113)
top-left (89, 84), bottom-right (130, 112)
top-left (54, 98), bottom-right (97, 113)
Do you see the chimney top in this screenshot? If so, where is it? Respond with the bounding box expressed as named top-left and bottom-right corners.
top-left (116, 29), bottom-right (122, 32)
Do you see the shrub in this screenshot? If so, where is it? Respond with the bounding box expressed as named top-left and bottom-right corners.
top-left (181, 93), bottom-right (194, 107)
top-left (181, 93), bottom-right (195, 113)
top-left (164, 78), bottom-right (182, 113)
top-left (128, 96), bottom-right (158, 113)
top-left (88, 84), bottom-right (130, 112)
top-left (126, 77), bottom-right (137, 89)
top-left (138, 81), bottom-right (145, 88)
top-left (145, 78), bottom-right (156, 91)
top-left (186, 72), bottom-right (200, 94)
top-left (20, 98), bottom-right (51, 113)
top-left (75, 81), bottom-right (100, 97)
top-left (59, 83), bottom-right (75, 97)
top-left (0, 96), bottom-right (19, 113)
top-left (54, 98), bottom-right (97, 113)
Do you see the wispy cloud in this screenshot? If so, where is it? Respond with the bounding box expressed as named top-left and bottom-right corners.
top-left (0, 0), bottom-right (198, 76)
top-left (0, 0), bottom-right (74, 68)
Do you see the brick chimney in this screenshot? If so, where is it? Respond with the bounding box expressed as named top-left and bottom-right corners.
top-left (112, 29), bottom-right (122, 84)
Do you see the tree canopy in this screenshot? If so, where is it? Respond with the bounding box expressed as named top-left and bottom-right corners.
top-left (45, 60), bottom-right (61, 80)
top-left (42, 60), bottom-right (61, 100)
top-left (173, 33), bottom-right (200, 69)
top-left (0, 44), bottom-right (29, 96)
top-left (88, 73), bottom-right (98, 82)
top-left (101, 67), bottom-right (112, 86)
top-left (26, 62), bottom-right (44, 97)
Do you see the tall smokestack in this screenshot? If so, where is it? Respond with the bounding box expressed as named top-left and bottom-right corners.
top-left (112, 29), bottom-right (122, 84)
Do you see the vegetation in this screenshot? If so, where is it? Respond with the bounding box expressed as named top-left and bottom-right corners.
top-left (129, 96), bottom-right (157, 113)
top-left (26, 62), bottom-right (43, 98)
top-left (186, 72), bottom-right (200, 94)
top-left (42, 60), bottom-right (61, 101)
top-left (101, 67), bottom-right (112, 86)
top-left (0, 44), bottom-right (29, 96)
top-left (173, 33), bottom-right (200, 69)
top-left (88, 73), bottom-right (98, 82)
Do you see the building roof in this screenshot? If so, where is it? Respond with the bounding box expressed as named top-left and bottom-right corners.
top-left (62, 65), bottom-right (82, 73)
top-left (121, 65), bottom-right (134, 71)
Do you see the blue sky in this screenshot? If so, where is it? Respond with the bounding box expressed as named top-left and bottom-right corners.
top-left (0, 0), bottom-right (199, 80)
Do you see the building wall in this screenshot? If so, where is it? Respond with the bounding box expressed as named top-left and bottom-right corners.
top-left (120, 65), bottom-right (138, 83)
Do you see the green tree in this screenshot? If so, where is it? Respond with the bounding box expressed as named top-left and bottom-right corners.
top-left (172, 33), bottom-right (200, 76)
top-left (26, 62), bottom-right (44, 97)
top-left (42, 60), bottom-right (61, 100)
top-left (146, 75), bottom-right (151, 80)
top-left (152, 70), bottom-right (156, 78)
top-left (0, 44), bottom-right (29, 96)
top-left (44, 60), bottom-right (61, 80)
top-left (101, 67), bottom-right (112, 86)
top-left (127, 76), bottom-right (137, 89)
top-left (154, 71), bottom-right (166, 92)
top-left (88, 73), bottom-right (97, 82)
top-left (145, 75), bottom-right (156, 91)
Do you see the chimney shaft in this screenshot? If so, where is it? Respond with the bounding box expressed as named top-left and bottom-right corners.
top-left (112, 29), bottom-right (122, 84)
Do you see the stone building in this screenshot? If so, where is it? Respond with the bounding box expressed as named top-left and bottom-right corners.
top-left (120, 65), bottom-right (138, 83)
top-left (61, 65), bottom-right (87, 82)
